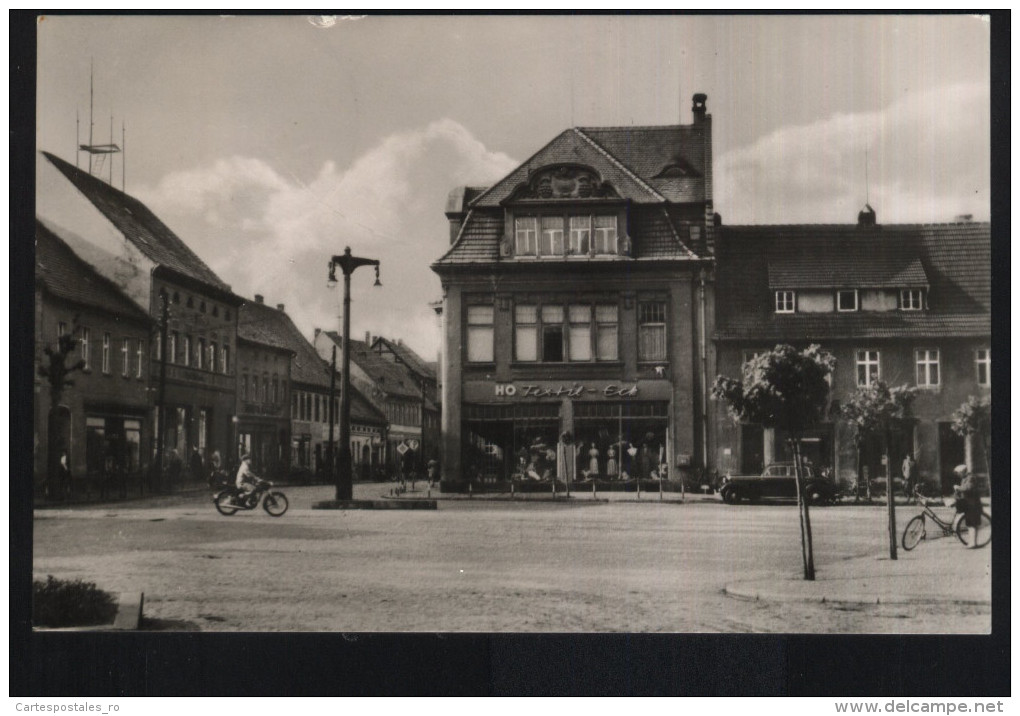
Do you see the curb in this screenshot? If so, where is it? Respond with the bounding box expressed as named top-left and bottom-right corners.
top-left (312, 499), bottom-right (437, 510)
top-left (113, 591), bottom-right (144, 629)
top-left (723, 582), bottom-right (990, 607)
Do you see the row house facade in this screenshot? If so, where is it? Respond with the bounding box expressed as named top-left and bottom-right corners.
top-left (711, 216), bottom-right (992, 494)
top-left (34, 221), bottom-right (154, 495)
top-left (432, 94), bottom-right (992, 493)
top-left (37, 151), bottom-right (242, 484)
top-left (236, 296), bottom-right (294, 477)
top-left (368, 335), bottom-right (441, 465)
top-left (432, 96), bottom-right (717, 488)
top-left (315, 331), bottom-right (439, 475)
top-left (277, 321), bottom-right (387, 480)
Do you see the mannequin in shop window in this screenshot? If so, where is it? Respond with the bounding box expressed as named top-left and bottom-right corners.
top-left (587, 444), bottom-right (600, 478)
top-left (605, 445), bottom-right (619, 478)
top-left (557, 432), bottom-right (577, 482)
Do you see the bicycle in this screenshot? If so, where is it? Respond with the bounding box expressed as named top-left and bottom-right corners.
top-left (901, 487), bottom-right (991, 550)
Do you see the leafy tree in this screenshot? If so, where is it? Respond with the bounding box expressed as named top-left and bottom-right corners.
top-left (951, 396), bottom-right (991, 482)
top-left (839, 381), bottom-right (918, 499)
top-left (713, 344), bottom-right (835, 580)
top-left (38, 329), bottom-right (85, 408)
top-left (839, 380), bottom-right (916, 559)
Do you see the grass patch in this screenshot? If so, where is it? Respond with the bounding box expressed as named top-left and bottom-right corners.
top-left (33, 575), bottom-right (118, 628)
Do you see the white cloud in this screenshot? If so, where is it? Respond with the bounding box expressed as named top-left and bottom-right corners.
top-left (136, 119), bottom-right (517, 358)
top-left (715, 82), bottom-right (990, 224)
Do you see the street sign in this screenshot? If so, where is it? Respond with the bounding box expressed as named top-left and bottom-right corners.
top-left (396, 442), bottom-right (409, 455)
top-left (407, 439), bottom-right (419, 451)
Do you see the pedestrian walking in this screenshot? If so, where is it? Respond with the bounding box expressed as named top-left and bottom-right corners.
top-left (902, 454), bottom-right (916, 497)
top-left (189, 447), bottom-right (204, 484)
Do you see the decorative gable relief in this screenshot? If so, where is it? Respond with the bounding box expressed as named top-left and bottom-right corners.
top-left (508, 165), bottom-right (619, 202)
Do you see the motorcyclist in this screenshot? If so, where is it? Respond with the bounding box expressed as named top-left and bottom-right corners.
top-left (235, 453), bottom-right (262, 504)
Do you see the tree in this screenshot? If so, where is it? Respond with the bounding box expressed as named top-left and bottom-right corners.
top-left (38, 330), bottom-right (85, 408)
top-left (713, 344), bottom-right (835, 580)
top-left (951, 396), bottom-right (991, 483)
top-left (37, 326), bottom-right (85, 497)
top-left (839, 380), bottom-right (917, 560)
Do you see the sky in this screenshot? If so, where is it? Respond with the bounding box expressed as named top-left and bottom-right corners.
top-left (35, 14), bottom-right (991, 359)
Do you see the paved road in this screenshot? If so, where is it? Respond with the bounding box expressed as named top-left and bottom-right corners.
top-left (32, 484), bottom-right (991, 632)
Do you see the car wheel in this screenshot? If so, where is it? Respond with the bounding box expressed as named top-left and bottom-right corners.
top-left (722, 487), bottom-right (741, 504)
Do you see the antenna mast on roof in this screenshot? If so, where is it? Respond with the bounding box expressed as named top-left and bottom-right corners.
top-left (77, 60), bottom-right (122, 187)
top-left (865, 147), bottom-right (870, 205)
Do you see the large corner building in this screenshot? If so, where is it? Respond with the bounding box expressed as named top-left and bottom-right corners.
top-left (432, 95), bottom-right (717, 487)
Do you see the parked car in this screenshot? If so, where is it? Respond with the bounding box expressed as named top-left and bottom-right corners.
top-left (719, 462), bottom-right (835, 505)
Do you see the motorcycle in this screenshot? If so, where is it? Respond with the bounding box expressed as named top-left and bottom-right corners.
top-left (214, 479), bottom-right (289, 517)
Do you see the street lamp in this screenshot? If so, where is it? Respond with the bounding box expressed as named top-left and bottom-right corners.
top-left (327, 247), bottom-right (381, 501)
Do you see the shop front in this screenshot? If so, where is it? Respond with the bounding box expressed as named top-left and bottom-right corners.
top-left (460, 379), bottom-right (674, 484)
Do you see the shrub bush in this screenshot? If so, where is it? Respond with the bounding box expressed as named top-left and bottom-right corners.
top-left (33, 575), bottom-right (117, 627)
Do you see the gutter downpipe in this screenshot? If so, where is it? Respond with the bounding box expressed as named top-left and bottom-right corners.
top-left (699, 266), bottom-right (709, 487)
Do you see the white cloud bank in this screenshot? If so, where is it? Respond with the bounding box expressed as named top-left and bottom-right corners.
top-left (715, 82), bottom-right (990, 225)
top-left (136, 119), bottom-right (517, 359)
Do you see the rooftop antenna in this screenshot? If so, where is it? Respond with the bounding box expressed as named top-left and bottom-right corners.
top-left (75, 109), bottom-right (80, 169)
top-left (121, 120), bottom-right (126, 192)
top-left (78, 59), bottom-right (121, 185)
top-left (865, 146), bottom-right (870, 205)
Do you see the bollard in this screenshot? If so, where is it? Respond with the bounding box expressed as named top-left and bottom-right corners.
top-left (469, 482), bottom-right (473, 498)
top-left (660, 478), bottom-right (663, 501)
top-left (511, 481), bottom-right (515, 499)
top-left (637, 478), bottom-right (641, 500)
top-left (552, 478), bottom-right (556, 500)
top-left (592, 479), bottom-right (596, 500)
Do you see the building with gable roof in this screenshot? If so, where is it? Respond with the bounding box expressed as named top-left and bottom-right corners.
top-left (711, 215), bottom-right (991, 495)
top-left (266, 322), bottom-right (387, 482)
top-left (236, 295), bottom-right (296, 478)
top-left (34, 220), bottom-right (154, 498)
top-left (314, 330), bottom-right (433, 476)
top-left (368, 334), bottom-right (440, 465)
top-left (37, 151), bottom-right (244, 488)
top-left (431, 95), bottom-right (717, 488)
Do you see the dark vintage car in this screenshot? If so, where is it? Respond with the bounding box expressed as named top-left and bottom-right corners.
top-left (719, 462), bottom-right (835, 505)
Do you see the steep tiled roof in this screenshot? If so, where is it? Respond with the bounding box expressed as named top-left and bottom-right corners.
top-left (768, 254), bottom-right (928, 289)
top-left (470, 129), bottom-right (664, 207)
top-left (629, 207), bottom-right (697, 259)
top-left (42, 152), bottom-right (230, 292)
top-left (578, 125), bottom-right (708, 204)
top-left (714, 223), bottom-right (990, 341)
top-left (372, 336), bottom-right (436, 383)
top-left (35, 220), bottom-right (150, 323)
top-left (237, 300), bottom-right (297, 353)
top-left (433, 209), bottom-right (503, 265)
top-left (259, 316), bottom-right (384, 423)
top-left (322, 331), bottom-right (423, 400)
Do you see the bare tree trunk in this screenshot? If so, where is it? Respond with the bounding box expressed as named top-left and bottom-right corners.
top-left (791, 442), bottom-right (816, 583)
top-left (792, 439), bottom-right (815, 580)
top-left (885, 426), bottom-right (897, 561)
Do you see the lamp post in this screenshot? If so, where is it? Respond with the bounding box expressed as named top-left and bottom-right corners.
top-left (328, 247), bottom-right (381, 501)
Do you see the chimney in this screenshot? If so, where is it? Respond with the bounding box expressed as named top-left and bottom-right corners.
top-left (365, 331), bottom-right (371, 344)
top-left (254, 294), bottom-right (264, 304)
top-left (858, 203), bottom-right (877, 227)
top-left (277, 303), bottom-right (285, 312)
top-left (445, 186), bottom-right (470, 244)
top-left (692, 93), bottom-right (707, 123)
top-left (314, 328), bottom-right (321, 339)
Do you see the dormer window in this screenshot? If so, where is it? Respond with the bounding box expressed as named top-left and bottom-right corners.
top-left (593, 215), bottom-right (618, 254)
top-left (568, 216), bottom-right (590, 255)
top-left (837, 289), bottom-right (858, 312)
top-left (901, 289), bottom-right (924, 310)
top-left (515, 216), bottom-right (538, 256)
top-left (512, 212), bottom-right (621, 259)
top-left (775, 291), bottom-right (795, 313)
top-left (539, 216), bottom-right (565, 257)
